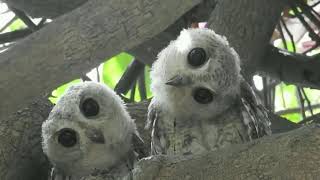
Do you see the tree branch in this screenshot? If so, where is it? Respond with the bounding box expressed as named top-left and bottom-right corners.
top-left (259, 45), bottom-right (320, 89)
top-left (276, 104), bottom-right (320, 115)
top-left (3, 0), bottom-right (88, 18)
top-left (207, 0), bottom-right (286, 78)
top-left (134, 124), bottom-right (320, 180)
top-left (83, 124), bottom-right (320, 180)
top-left (0, 28), bottom-right (32, 44)
top-left (127, 0), bottom-right (218, 65)
top-left (0, 0), bottom-right (201, 126)
top-left (9, 7), bottom-right (38, 31)
top-left (115, 59), bottom-right (145, 95)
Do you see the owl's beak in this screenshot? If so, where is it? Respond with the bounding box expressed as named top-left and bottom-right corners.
top-left (85, 128), bottom-right (105, 144)
top-left (166, 75), bottom-right (192, 87)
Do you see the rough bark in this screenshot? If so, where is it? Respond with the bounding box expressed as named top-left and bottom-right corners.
top-left (208, 0), bottom-right (286, 78)
top-left (0, 98), bottom-right (52, 180)
top-left (259, 45), bottom-right (320, 89)
top-left (0, 0), bottom-right (201, 126)
top-left (130, 124), bottom-right (320, 180)
top-left (2, 0), bottom-right (216, 66)
top-left (3, 0), bottom-right (88, 18)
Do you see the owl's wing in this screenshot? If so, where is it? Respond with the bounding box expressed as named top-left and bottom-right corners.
top-left (240, 79), bottom-right (272, 140)
top-left (146, 99), bottom-right (166, 155)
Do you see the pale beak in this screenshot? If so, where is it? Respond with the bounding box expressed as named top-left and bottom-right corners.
top-left (165, 75), bottom-right (192, 87)
top-left (85, 128), bottom-right (105, 144)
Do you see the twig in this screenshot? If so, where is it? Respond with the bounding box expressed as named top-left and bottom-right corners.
top-left (81, 75), bottom-right (92, 81)
top-left (277, 22), bottom-right (288, 50)
top-left (290, 4), bottom-right (320, 47)
top-left (311, 0), bottom-right (320, 8)
top-left (262, 77), bottom-right (269, 109)
top-left (138, 69), bottom-right (147, 100)
top-left (297, 87), bottom-right (306, 119)
top-left (298, 112), bottom-right (320, 124)
top-left (0, 29), bottom-right (32, 44)
top-left (114, 59), bottom-right (145, 95)
top-left (37, 18), bottom-right (47, 27)
top-left (301, 88), bottom-right (314, 115)
top-left (130, 81), bottom-right (136, 102)
top-left (280, 17), bottom-right (296, 52)
top-left (96, 67), bottom-right (100, 82)
top-left (276, 104), bottom-right (320, 115)
top-left (9, 7), bottom-right (38, 31)
top-left (280, 83), bottom-right (287, 109)
top-left (295, 0), bottom-right (320, 22)
top-left (0, 18), bottom-right (47, 44)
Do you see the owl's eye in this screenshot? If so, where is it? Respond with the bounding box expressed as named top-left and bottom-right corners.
top-left (187, 47), bottom-right (207, 67)
top-left (193, 87), bottom-right (214, 104)
top-left (58, 128), bottom-right (77, 148)
top-left (80, 98), bottom-right (99, 117)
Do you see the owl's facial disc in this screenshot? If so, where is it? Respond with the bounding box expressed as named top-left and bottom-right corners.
top-left (57, 128), bottom-right (78, 148)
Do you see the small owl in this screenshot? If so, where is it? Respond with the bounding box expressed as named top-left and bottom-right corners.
top-left (146, 28), bottom-right (271, 156)
top-left (42, 82), bottom-right (146, 180)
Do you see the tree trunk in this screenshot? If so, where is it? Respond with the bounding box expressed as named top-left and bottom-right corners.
top-left (3, 0), bottom-right (88, 18)
top-left (208, 0), bottom-right (286, 78)
top-left (130, 124), bottom-right (320, 180)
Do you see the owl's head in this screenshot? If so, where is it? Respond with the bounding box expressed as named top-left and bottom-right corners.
top-left (151, 28), bottom-right (241, 119)
top-left (41, 82), bottom-right (134, 176)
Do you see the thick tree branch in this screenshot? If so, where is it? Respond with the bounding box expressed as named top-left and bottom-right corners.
top-left (0, 0), bottom-right (201, 126)
top-left (127, 0), bottom-right (218, 65)
top-left (207, 0), bottom-right (286, 79)
top-left (0, 28), bottom-right (32, 44)
top-left (259, 45), bottom-right (320, 89)
top-left (3, 0), bottom-right (88, 18)
top-left (130, 124), bottom-right (320, 180)
top-left (115, 59), bottom-right (145, 95)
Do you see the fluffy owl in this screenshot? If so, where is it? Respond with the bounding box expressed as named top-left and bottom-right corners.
top-left (42, 82), bottom-right (146, 180)
top-left (146, 28), bottom-right (271, 156)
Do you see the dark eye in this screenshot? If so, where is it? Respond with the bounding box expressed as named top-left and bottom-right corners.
top-left (80, 98), bottom-right (99, 117)
top-left (58, 128), bottom-right (77, 148)
top-left (193, 87), bottom-right (214, 104)
top-left (187, 48), bottom-right (207, 67)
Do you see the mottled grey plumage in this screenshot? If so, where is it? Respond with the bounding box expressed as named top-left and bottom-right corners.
top-left (146, 28), bottom-right (271, 156)
top-left (42, 82), bottom-right (146, 180)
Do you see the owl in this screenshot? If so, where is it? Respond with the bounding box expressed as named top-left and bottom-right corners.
top-left (146, 28), bottom-right (271, 156)
top-left (42, 82), bottom-right (146, 180)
